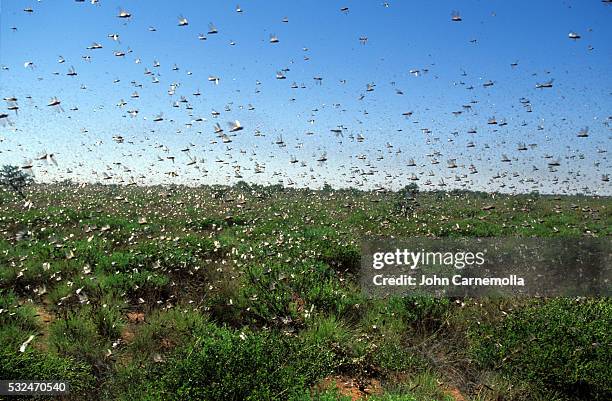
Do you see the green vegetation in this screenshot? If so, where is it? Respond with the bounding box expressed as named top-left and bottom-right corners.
top-left (0, 183), bottom-right (610, 400)
top-left (470, 298), bottom-right (611, 400)
top-left (0, 164), bottom-right (34, 200)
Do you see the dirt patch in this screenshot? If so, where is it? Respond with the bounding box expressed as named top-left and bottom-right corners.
top-left (316, 375), bottom-right (382, 400)
top-left (35, 306), bottom-right (54, 324)
top-left (445, 386), bottom-right (467, 401)
top-left (120, 326), bottom-right (135, 343)
top-left (122, 311), bottom-right (147, 344)
top-left (33, 305), bottom-right (54, 352)
top-left (160, 337), bottom-right (175, 350)
top-left (127, 311), bottom-right (145, 323)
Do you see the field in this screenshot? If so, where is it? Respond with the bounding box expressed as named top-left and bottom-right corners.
top-left (0, 183), bottom-right (610, 400)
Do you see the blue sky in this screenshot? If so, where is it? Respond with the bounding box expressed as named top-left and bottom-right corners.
top-left (0, 0), bottom-right (610, 194)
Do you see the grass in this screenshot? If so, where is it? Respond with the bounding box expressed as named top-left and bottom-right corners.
top-left (0, 183), bottom-right (610, 400)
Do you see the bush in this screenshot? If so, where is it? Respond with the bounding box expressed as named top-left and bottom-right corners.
top-left (144, 325), bottom-right (337, 400)
top-left (301, 227), bottom-right (360, 273)
top-left (0, 290), bottom-right (94, 397)
top-left (128, 308), bottom-right (210, 361)
top-left (0, 164), bottom-right (33, 199)
top-left (0, 347), bottom-right (94, 397)
top-left (470, 298), bottom-right (612, 400)
top-left (48, 306), bottom-right (117, 372)
top-left (240, 261), bottom-right (362, 325)
top-left (0, 290), bottom-right (39, 339)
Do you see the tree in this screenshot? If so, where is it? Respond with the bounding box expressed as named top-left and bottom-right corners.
top-left (395, 183), bottom-right (419, 217)
top-left (400, 183), bottom-right (419, 196)
top-left (234, 180), bottom-right (251, 191)
top-left (0, 165), bottom-right (33, 199)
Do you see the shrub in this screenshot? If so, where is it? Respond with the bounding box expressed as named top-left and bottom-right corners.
top-left (470, 298), bottom-right (612, 400)
top-left (128, 307), bottom-right (210, 361)
top-left (0, 164), bottom-right (33, 199)
top-left (0, 347), bottom-right (94, 397)
top-left (146, 325), bottom-right (337, 400)
top-left (240, 261), bottom-right (362, 326)
top-left (0, 290), bottom-right (94, 397)
top-left (48, 306), bottom-right (115, 372)
top-left (0, 290), bottom-right (39, 339)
